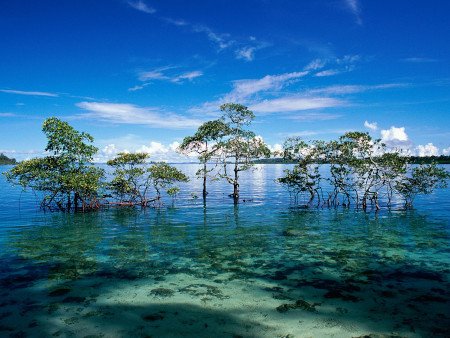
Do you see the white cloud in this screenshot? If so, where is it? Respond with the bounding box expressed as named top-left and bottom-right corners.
top-left (172, 71), bottom-right (203, 83)
top-left (76, 102), bottom-right (202, 129)
top-left (163, 17), bottom-right (188, 26)
top-left (102, 144), bottom-right (119, 156)
top-left (381, 126), bottom-right (408, 142)
top-left (138, 70), bottom-right (168, 81)
top-left (169, 141), bottom-right (180, 151)
top-left (278, 129), bottom-right (351, 139)
top-left (304, 59), bottom-right (326, 71)
top-left (288, 112), bottom-right (341, 121)
top-left (315, 69), bottom-right (341, 77)
top-left (226, 71), bottom-right (309, 102)
top-left (336, 54), bottom-right (361, 64)
top-left (0, 112), bottom-right (16, 117)
top-left (192, 25), bottom-right (234, 50)
top-left (0, 89), bottom-right (58, 97)
top-left (380, 126), bottom-right (412, 152)
top-left (250, 97), bottom-right (344, 113)
top-left (127, 0), bottom-right (155, 14)
top-left (415, 143), bottom-right (439, 157)
top-left (136, 68), bottom-right (203, 86)
top-left (344, 0), bottom-right (362, 25)
top-left (165, 17), bottom-right (269, 60)
top-left (268, 143), bottom-right (283, 155)
top-left (235, 47), bottom-right (256, 61)
top-left (308, 83), bottom-right (406, 96)
top-left (402, 57), bottom-right (437, 63)
top-left (94, 137), bottom-right (192, 163)
top-left (128, 84), bottom-right (147, 92)
top-left (189, 60), bottom-right (402, 118)
top-left (443, 147), bottom-right (450, 156)
top-left (364, 120), bottom-right (378, 131)
top-left (137, 141), bottom-right (168, 154)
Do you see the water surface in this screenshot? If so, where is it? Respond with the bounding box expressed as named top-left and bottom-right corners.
top-left (0, 164), bottom-right (449, 337)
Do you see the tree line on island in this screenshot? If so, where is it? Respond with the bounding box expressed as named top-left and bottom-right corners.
top-left (4, 103), bottom-right (449, 211)
top-left (0, 153), bottom-right (17, 165)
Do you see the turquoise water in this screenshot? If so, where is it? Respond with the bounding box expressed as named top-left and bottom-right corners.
top-left (0, 164), bottom-right (449, 337)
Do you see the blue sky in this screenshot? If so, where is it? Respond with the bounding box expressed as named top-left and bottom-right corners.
top-left (1, 0), bottom-right (450, 161)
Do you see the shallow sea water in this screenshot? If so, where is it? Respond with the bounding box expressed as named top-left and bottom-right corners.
top-left (0, 164), bottom-right (449, 337)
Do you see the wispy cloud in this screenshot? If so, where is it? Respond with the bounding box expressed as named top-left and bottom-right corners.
top-left (130, 67), bottom-right (203, 91)
top-left (304, 59), bottom-right (326, 71)
top-left (76, 102), bottom-right (202, 129)
top-left (190, 70), bottom-right (309, 113)
top-left (287, 113), bottom-right (342, 121)
top-left (304, 54), bottom-right (361, 77)
top-left (307, 83), bottom-right (407, 95)
top-left (138, 67), bottom-right (203, 83)
top-left (278, 129), bottom-right (351, 139)
top-left (128, 84), bottom-right (147, 92)
top-left (192, 24), bottom-right (234, 50)
top-left (235, 38), bottom-right (270, 62)
top-left (172, 70), bottom-right (203, 82)
top-left (235, 47), bottom-right (257, 61)
top-left (163, 17), bottom-right (188, 26)
top-left (164, 17), bottom-right (267, 60)
top-left (190, 59), bottom-right (403, 117)
top-left (127, 0), bottom-right (155, 14)
top-left (344, 0), bottom-right (362, 25)
top-left (402, 57), bottom-right (438, 63)
top-left (0, 89), bottom-right (58, 97)
top-left (250, 97), bottom-right (344, 114)
top-left (0, 112), bottom-right (16, 117)
top-left (315, 69), bottom-right (341, 77)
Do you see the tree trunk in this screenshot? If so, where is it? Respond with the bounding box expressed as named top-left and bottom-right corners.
top-left (67, 192), bottom-right (71, 211)
top-left (74, 192), bottom-right (79, 211)
top-left (233, 160), bottom-right (239, 204)
top-left (202, 162), bottom-right (207, 199)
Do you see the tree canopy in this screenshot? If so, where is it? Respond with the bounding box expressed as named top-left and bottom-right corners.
top-left (217, 103), bottom-right (271, 202)
top-left (278, 132), bottom-right (450, 210)
top-left (4, 106), bottom-right (449, 212)
top-left (5, 117), bottom-right (104, 211)
top-left (178, 119), bottom-right (229, 198)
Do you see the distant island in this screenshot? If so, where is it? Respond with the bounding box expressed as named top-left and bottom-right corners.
top-left (253, 155), bottom-right (450, 165)
top-left (0, 153), bottom-right (17, 165)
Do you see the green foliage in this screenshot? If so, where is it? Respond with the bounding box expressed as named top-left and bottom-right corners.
top-left (278, 132), bottom-right (450, 210)
top-left (107, 152), bottom-right (150, 205)
top-left (179, 120), bottom-right (230, 197)
top-left (0, 153), bottom-right (16, 165)
top-left (5, 117), bottom-right (103, 211)
top-left (147, 162), bottom-right (189, 198)
top-left (43, 117), bottom-right (97, 162)
top-left (219, 103), bottom-right (255, 127)
top-left (395, 163), bottom-right (450, 208)
top-left (166, 186), bottom-right (180, 204)
top-left (217, 103), bottom-right (271, 202)
top-left (106, 155), bottom-right (189, 206)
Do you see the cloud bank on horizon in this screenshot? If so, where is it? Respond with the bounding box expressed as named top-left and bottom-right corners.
top-left (0, 0), bottom-right (449, 161)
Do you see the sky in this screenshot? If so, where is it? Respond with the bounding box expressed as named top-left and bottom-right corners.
top-left (1, 0), bottom-right (450, 161)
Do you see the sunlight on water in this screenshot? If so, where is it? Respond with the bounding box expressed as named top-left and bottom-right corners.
top-left (0, 164), bottom-right (449, 337)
